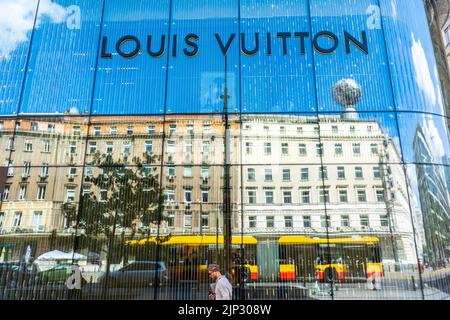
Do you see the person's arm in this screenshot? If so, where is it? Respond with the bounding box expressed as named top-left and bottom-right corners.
top-left (215, 280), bottom-right (232, 300)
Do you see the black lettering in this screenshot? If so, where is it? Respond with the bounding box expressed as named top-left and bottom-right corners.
top-left (241, 33), bottom-right (259, 56)
top-left (313, 31), bottom-right (339, 54)
top-left (215, 33), bottom-right (236, 56)
top-left (266, 33), bottom-right (272, 55)
top-left (116, 35), bottom-right (141, 59)
top-left (294, 32), bottom-right (309, 55)
top-left (101, 36), bottom-right (112, 59)
top-left (276, 32), bottom-right (291, 55)
top-left (344, 30), bottom-right (368, 54)
top-left (172, 34), bottom-right (178, 57)
top-left (183, 33), bottom-right (199, 57)
top-left (147, 35), bottom-right (166, 58)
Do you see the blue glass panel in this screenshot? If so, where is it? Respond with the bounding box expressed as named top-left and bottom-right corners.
top-left (20, 0), bottom-right (103, 114)
top-left (240, 0), bottom-right (315, 113)
top-left (310, 0), bottom-right (394, 113)
top-left (92, 0), bottom-right (170, 115)
top-left (166, 0), bottom-right (239, 114)
top-left (380, 0), bottom-right (447, 115)
top-left (0, 0), bottom-right (38, 115)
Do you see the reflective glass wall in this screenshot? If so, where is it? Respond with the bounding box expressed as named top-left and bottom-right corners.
top-left (0, 0), bottom-right (450, 300)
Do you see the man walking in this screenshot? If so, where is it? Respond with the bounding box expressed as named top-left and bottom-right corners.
top-left (208, 264), bottom-right (232, 300)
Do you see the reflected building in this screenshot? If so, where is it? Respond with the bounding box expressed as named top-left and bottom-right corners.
top-left (239, 113), bottom-right (417, 265)
top-left (413, 125), bottom-right (450, 267)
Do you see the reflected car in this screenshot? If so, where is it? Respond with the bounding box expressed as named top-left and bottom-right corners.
top-left (0, 262), bottom-right (40, 287)
top-left (98, 261), bottom-right (168, 288)
top-left (38, 263), bottom-right (86, 284)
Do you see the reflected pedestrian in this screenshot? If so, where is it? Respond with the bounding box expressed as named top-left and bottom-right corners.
top-left (208, 264), bottom-right (232, 300)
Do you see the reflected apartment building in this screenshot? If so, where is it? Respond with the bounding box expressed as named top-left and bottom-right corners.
top-left (0, 111), bottom-right (418, 265)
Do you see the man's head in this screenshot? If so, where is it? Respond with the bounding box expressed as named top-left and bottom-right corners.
top-left (208, 264), bottom-right (221, 280)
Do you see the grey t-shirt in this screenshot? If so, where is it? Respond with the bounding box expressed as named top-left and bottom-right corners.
top-left (215, 275), bottom-right (233, 300)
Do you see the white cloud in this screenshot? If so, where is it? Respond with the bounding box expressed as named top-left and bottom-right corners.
top-left (411, 33), bottom-right (437, 108)
top-left (421, 114), bottom-right (446, 160)
top-left (0, 0), bottom-right (67, 60)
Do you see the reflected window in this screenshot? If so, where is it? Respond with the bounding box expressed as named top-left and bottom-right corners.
top-left (301, 191), bottom-right (310, 204)
top-left (7, 161), bottom-right (13, 176)
top-left (352, 143), bottom-right (361, 156)
top-left (371, 143), bottom-right (378, 155)
top-left (248, 191), bottom-right (257, 204)
top-left (145, 140), bottom-right (153, 153)
top-left (335, 143), bottom-right (343, 156)
top-left (357, 190), bottom-right (367, 203)
top-left (339, 190), bottom-right (348, 203)
top-left (184, 190), bottom-right (192, 203)
top-left (127, 126), bottom-right (134, 135)
top-left (37, 186), bottom-right (46, 200)
top-left (94, 127), bottom-right (101, 136)
top-left (147, 126), bottom-right (155, 134)
top-left (321, 215), bottom-right (331, 228)
top-left (247, 168), bottom-right (256, 181)
top-left (169, 124), bottom-right (177, 135)
top-left (265, 191), bottom-right (274, 204)
top-left (110, 126), bottom-right (117, 135)
top-left (266, 216), bottom-right (275, 228)
top-left (203, 124), bottom-right (211, 134)
top-left (69, 141), bottom-right (77, 155)
top-left (319, 190), bottom-right (330, 203)
top-left (185, 141), bottom-right (193, 154)
top-left (43, 140), bottom-right (50, 153)
top-left (32, 212), bottom-right (43, 232)
top-left (332, 126), bottom-right (338, 134)
top-left (166, 188), bottom-right (175, 203)
top-left (2, 186), bottom-right (10, 201)
top-left (300, 168), bottom-right (309, 181)
top-left (337, 166), bottom-right (346, 179)
top-left (167, 212), bottom-right (175, 228)
top-left (355, 167), bottom-right (364, 179)
top-left (89, 142), bottom-right (97, 154)
top-left (316, 143), bottom-right (324, 157)
top-left (0, 212), bottom-right (4, 230)
top-left (281, 143), bottom-right (289, 155)
top-left (31, 122), bottom-right (38, 132)
top-left (202, 191), bottom-right (208, 203)
top-left (341, 215), bottom-right (350, 227)
top-left (167, 166), bottom-right (176, 178)
top-left (73, 126), bottom-right (81, 136)
top-left (265, 169), bottom-right (273, 182)
top-left (280, 126), bottom-right (286, 135)
top-left (123, 141), bottom-right (131, 156)
top-left (284, 216), bottom-right (293, 228)
top-left (264, 142), bottom-right (272, 155)
top-left (25, 140), bottom-right (33, 152)
top-left (373, 166), bottom-right (381, 179)
top-left (184, 166), bottom-right (193, 178)
top-left (376, 189), bottom-right (385, 202)
top-left (314, 127), bottom-right (319, 135)
top-left (298, 144), bottom-right (307, 156)
top-left (283, 191), bottom-right (292, 204)
top-left (187, 124), bottom-right (194, 135)
top-left (66, 187), bottom-right (75, 202)
top-left (85, 166), bottom-right (93, 178)
top-left (319, 166), bottom-right (328, 180)
top-left (201, 167), bottom-right (209, 179)
top-left (100, 189), bottom-right (108, 202)
top-left (18, 186), bottom-right (27, 200)
top-left (249, 216), bottom-right (256, 229)
top-left (303, 216), bottom-right (311, 228)
top-left (360, 215), bottom-right (370, 228)
top-left (47, 125), bottom-right (55, 133)
top-left (105, 142), bottom-right (114, 155)
top-left (13, 212), bottom-right (22, 228)
top-left (380, 214), bottom-right (389, 227)
top-left (23, 162), bottom-right (31, 177)
top-left (350, 126), bottom-right (355, 134)
top-left (202, 141), bottom-right (210, 154)
top-left (246, 142), bottom-right (253, 155)
top-left (201, 213), bottom-right (209, 229)
top-left (167, 140), bottom-right (175, 154)
top-left (184, 212), bottom-right (192, 231)
top-left (282, 169), bottom-right (291, 182)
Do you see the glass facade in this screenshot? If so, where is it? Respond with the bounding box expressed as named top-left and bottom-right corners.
top-left (0, 0), bottom-right (449, 300)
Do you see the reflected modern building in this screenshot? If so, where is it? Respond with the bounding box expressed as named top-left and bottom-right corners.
top-left (1, 0), bottom-right (450, 300)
